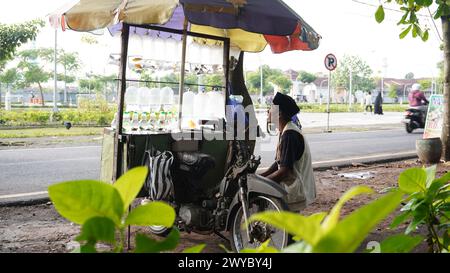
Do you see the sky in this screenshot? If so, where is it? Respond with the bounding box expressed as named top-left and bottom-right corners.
top-left (0, 0), bottom-right (444, 79)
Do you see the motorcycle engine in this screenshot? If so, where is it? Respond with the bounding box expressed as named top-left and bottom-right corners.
top-left (179, 205), bottom-right (212, 231)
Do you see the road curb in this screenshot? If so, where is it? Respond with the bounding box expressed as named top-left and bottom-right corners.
top-left (0, 197), bottom-right (50, 207)
top-left (312, 153), bottom-right (418, 171)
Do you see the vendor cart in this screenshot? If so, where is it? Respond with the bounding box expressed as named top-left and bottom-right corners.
top-left (52, 0), bottom-right (321, 252)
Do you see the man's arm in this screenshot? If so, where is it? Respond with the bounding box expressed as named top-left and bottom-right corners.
top-left (260, 161), bottom-right (278, 177)
top-left (267, 166), bottom-right (291, 183)
top-left (420, 92), bottom-right (429, 104)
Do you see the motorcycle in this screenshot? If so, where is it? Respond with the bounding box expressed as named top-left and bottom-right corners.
top-left (403, 105), bottom-right (428, 133)
top-left (142, 137), bottom-right (289, 252)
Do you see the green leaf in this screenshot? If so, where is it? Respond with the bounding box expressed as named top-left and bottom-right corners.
top-left (125, 201), bottom-right (175, 227)
top-left (80, 244), bottom-right (97, 253)
top-left (134, 229), bottom-right (180, 253)
top-left (248, 212), bottom-right (326, 245)
top-left (405, 213), bottom-right (426, 234)
top-left (322, 186), bottom-right (373, 232)
top-left (113, 167), bottom-right (148, 212)
top-left (183, 244), bottom-right (206, 253)
top-left (424, 165), bottom-right (437, 188)
top-left (421, 29), bottom-right (429, 41)
top-left (48, 180), bottom-right (124, 225)
top-left (400, 25), bottom-right (413, 39)
top-left (375, 5), bottom-right (385, 23)
top-left (282, 241), bottom-right (313, 253)
top-left (380, 234), bottom-right (423, 253)
top-left (241, 240), bottom-right (280, 253)
top-left (314, 190), bottom-right (403, 253)
top-left (76, 217), bottom-right (116, 244)
top-left (390, 211), bottom-right (412, 229)
top-left (398, 168), bottom-right (427, 193)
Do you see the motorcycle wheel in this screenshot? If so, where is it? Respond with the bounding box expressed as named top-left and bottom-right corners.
top-left (405, 123), bottom-right (414, 133)
top-left (230, 195), bottom-right (290, 253)
top-left (149, 225), bottom-right (171, 237)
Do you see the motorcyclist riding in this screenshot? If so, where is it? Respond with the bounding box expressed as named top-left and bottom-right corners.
top-left (408, 83), bottom-right (429, 123)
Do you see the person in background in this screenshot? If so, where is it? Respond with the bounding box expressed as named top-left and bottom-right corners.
top-left (260, 92), bottom-right (316, 212)
top-left (364, 91), bottom-right (373, 114)
top-left (374, 91), bottom-right (383, 115)
top-left (408, 83), bottom-right (429, 124)
top-left (408, 83), bottom-right (429, 110)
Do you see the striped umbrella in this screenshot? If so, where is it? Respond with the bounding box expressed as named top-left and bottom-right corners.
top-left (55, 0), bottom-right (321, 53)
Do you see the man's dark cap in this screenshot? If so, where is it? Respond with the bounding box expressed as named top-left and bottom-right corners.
top-left (272, 92), bottom-right (300, 119)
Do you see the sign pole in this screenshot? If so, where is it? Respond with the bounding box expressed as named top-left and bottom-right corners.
top-left (324, 53), bottom-right (336, 133)
top-left (327, 70), bottom-right (331, 132)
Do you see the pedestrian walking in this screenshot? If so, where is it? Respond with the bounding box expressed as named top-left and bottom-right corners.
top-left (364, 92), bottom-right (373, 113)
top-left (374, 91), bottom-right (383, 115)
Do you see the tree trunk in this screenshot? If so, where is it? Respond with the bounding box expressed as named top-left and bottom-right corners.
top-left (38, 82), bottom-right (45, 107)
top-left (442, 16), bottom-right (450, 161)
top-left (64, 66), bottom-right (67, 105)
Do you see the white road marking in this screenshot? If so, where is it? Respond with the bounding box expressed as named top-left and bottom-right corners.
top-left (0, 146), bottom-right (101, 153)
top-left (0, 157), bottom-right (99, 167)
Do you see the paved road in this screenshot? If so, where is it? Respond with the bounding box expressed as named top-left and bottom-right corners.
top-left (0, 128), bottom-right (421, 202)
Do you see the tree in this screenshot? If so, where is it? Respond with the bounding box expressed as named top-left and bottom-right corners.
top-left (332, 55), bottom-right (376, 97)
top-left (297, 70), bottom-right (317, 84)
top-left (388, 84), bottom-right (398, 101)
top-left (0, 19), bottom-right (44, 70)
top-left (374, 1), bottom-right (450, 160)
top-left (405, 72), bottom-right (415, 79)
top-left (204, 74), bottom-right (223, 89)
top-left (246, 65), bottom-right (292, 95)
top-left (418, 79), bottom-right (432, 90)
top-left (0, 68), bottom-right (20, 106)
top-left (17, 48), bottom-right (53, 106)
top-left (58, 50), bottom-right (81, 104)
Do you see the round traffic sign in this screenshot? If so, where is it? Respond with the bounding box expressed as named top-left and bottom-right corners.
top-left (324, 54), bottom-right (337, 71)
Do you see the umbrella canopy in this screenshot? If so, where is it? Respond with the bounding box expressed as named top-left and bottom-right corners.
top-left (55, 0), bottom-right (321, 53)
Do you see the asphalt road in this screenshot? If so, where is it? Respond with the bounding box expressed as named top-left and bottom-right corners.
top-left (0, 129), bottom-right (422, 202)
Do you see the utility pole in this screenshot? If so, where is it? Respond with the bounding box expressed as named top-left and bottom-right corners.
top-left (349, 67), bottom-right (353, 110)
top-left (53, 27), bottom-right (58, 112)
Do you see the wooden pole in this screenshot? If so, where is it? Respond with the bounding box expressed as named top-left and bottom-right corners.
top-left (178, 18), bottom-right (189, 130)
top-left (113, 23), bottom-right (130, 181)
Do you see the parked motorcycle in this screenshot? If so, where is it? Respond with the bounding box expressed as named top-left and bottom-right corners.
top-left (403, 105), bottom-right (428, 133)
top-left (144, 139), bottom-right (290, 252)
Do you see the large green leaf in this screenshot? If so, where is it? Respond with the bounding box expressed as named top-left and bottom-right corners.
top-left (399, 25), bottom-right (412, 39)
top-left (322, 186), bottom-right (373, 232)
top-left (241, 240), bottom-right (280, 253)
top-left (125, 201), bottom-right (175, 227)
top-left (314, 190), bottom-right (403, 253)
top-left (375, 5), bottom-right (385, 23)
top-left (248, 212), bottom-right (326, 245)
top-left (390, 211), bottom-right (411, 229)
top-left (398, 168), bottom-right (427, 194)
top-left (379, 234), bottom-right (423, 253)
top-left (282, 241), bottom-right (312, 253)
top-left (134, 229), bottom-right (180, 253)
top-left (76, 217), bottom-right (116, 244)
top-left (113, 167), bottom-right (148, 212)
top-left (424, 165), bottom-right (436, 188)
top-left (48, 180), bottom-right (124, 225)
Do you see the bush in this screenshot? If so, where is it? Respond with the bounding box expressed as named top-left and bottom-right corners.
top-left (0, 108), bottom-right (115, 126)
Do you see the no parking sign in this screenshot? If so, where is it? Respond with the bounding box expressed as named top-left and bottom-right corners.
top-left (324, 53), bottom-right (337, 71)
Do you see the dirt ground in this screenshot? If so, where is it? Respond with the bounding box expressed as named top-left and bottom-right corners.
top-left (1, 159), bottom-right (448, 253)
